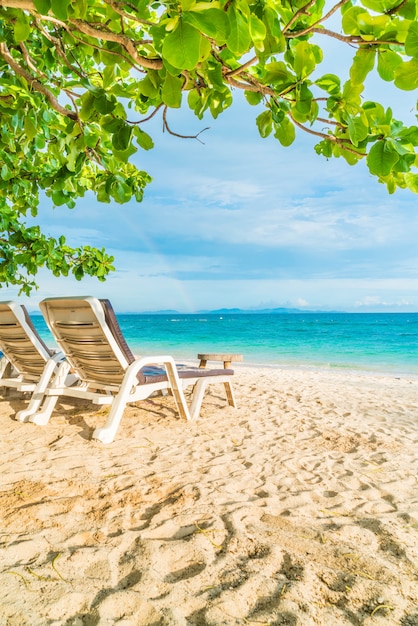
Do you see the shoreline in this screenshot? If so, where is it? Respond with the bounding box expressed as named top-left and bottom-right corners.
top-left (168, 356), bottom-right (418, 380)
top-left (235, 360), bottom-right (418, 379)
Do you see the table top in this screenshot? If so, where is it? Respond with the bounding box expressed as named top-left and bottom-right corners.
top-left (197, 353), bottom-right (243, 361)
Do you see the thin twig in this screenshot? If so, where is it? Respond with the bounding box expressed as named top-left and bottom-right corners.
top-left (290, 114), bottom-right (367, 156)
top-left (128, 104), bottom-right (164, 125)
top-left (225, 56), bottom-right (258, 77)
top-left (162, 107), bottom-right (209, 143)
top-left (283, 0), bottom-right (317, 34)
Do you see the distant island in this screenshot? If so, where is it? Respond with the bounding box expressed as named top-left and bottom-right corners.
top-left (133, 307), bottom-right (336, 315)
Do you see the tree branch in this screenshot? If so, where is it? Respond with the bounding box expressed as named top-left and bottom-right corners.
top-left (225, 56), bottom-right (258, 77)
top-left (69, 19), bottom-right (163, 70)
top-left (0, 42), bottom-right (78, 120)
top-left (316, 116), bottom-right (342, 127)
top-left (132, 104), bottom-right (164, 125)
top-left (64, 26), bottom-right (143, 73)
top-left (0, 0), bottom-right (34, 8)
top-left (0, 2), bottom-right (163, 70)
top-left (320, 0), bottom-right (353, 24)
top-left (286, 25), bottom-right (404, 47)
top-left (34, 18), bottom-right (87, 80)
top-left (226, 75), bottom-right (275, 96)
top-left (19, 41), bottom-right (48, 79)
top-left (290, 114), bottom-right (367, 156)
top-left (284, 0), bottom-right (352, 35)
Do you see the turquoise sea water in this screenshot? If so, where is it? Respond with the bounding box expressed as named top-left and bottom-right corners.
top-left (32, 312), bottom-right (418, 377)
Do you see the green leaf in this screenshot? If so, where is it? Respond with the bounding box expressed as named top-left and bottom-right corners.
top-left (84, 127), bottom-right (100, 149)
top-left (274, 116), bottom-right (295, 147)
top-left (264, 61), bottom-right (296, 91)
top-left (360, 0), bottom-right (407, 12)
top-left (113, 143), bottom-right (137, 163)
top-left (315, 74), bottom-right (341, 96)
top-left (227, 5), bottom-right (251, 55)
top-left (244, 91), bottom-right (263, 106)
top-left (34, 134), bottom-right (45, 150)
top-left (94, 93), bottom-right (116, 115)
top-left (262, 6), bottom-right (286, 55)
top-left (199, 35), bottom-right (211, 63)
top-left (180, 0), bottom-right (196, 10)
top-left (1, 164), bottom-right (13, 181)
top-left (342, 80), bottom-right (364, 109)
top-left (111, 179), bottom-right (132, 203)
top-left (101, 116), bottom-right (124, 133)
top-left (405, 173), bottom-right (418, 192)
top-left (405, 21), bottom-right (418, 58)
top-left (186, 8), bottom-right (230, 44)
top-left (367, 141), bottom-right (400, 176)
top-left (394, 59), bottom-right (418, 90)
top-left (355, 12), bottom-right (391, 39)
top-left (377, 50), bottom-right (403, 81)
top-left (137, 75), bottom-right (160, 98)
top-left (349, 48), bottom-right (376, 85)
top-left (51, 0), bottom-right (71, 20)
top-left (347, 115), bottom-right (369, 146)
top-left (294, 83), bottom-right (315, 118)
top-left (341, 6), bottom-right (368, 35)
top-left (292, 41), bottom-right (317, 79)
top-left (249, 13), bottom-right (267, 49)
top-left (14, 15), bottom-right (30, 42)
top-left (51, 190), bottom-right (69, 206)
top-left (79, 92), bottom-right (96, 122)
top-left (71, 0), bottom-right (88, 19)
top-left (112, 124), bottom-right (133, 151)
top-left (134, 127), bottom-right (154, 151)
top-left (363, 101), bottom-right (386, 126)
top-left (162, 20), bottom-right (202, 70)
top-left (24, 116), bottom-right (37, 141)
top-left (161, 73), bottom-right (183, 108)
top-left (256, 110), bottom-right (273, 138)
top-left (33, 0), bottom-right (51, 13)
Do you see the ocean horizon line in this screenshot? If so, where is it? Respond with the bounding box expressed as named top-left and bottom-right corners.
top-left (29, 307), bottom-right (418, 315)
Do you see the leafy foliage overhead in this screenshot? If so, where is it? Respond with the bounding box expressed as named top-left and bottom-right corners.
top-left (1, 0), bottom-right (417, 292)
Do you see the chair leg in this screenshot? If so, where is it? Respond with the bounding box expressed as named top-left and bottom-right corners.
top-left (92, 361), bottom-right (143, 443)
top-left (190, 378), bottom-right (236, 419)
top-left (189, 378), bottom-right (209, 420)
top-left (224, 381), bottom-right (237, 408)
top-left (16, 358), bottom-right (68, 422)
top-left (0, 357), bottom-right (12, 379)
top-left (164, 361), bottom-right (192, 421)
top-left (28, 395), bottom-right (60, 425)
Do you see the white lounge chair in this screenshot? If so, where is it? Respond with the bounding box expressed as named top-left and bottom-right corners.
top-left (0, 301), bottom-right (73, 422)
top-left (31, 296), bottom-right (236, 443)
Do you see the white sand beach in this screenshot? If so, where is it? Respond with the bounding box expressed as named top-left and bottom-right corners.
top-left (1, 366), bottom-right (418, 625)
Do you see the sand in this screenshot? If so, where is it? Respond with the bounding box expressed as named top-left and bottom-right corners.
top-left (1, 365), bottom-right (418, 626)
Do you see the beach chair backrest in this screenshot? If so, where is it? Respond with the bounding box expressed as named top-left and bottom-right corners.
top-left (39, 297), bottom-right (135, 387)
top-left (0, 301), bottom-right (54, 381)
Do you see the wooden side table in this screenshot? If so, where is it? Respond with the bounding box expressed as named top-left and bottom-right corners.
top-left (197, 353), bottom-right (243, 369)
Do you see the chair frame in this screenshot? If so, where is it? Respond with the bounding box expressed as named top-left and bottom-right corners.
top-left (0, 301), bottom-right (73, 422)
top-left (32, 296), bottom-right (236, 443)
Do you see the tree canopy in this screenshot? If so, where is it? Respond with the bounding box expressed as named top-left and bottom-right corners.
top-left (1, 0), bottom-right (418, 293)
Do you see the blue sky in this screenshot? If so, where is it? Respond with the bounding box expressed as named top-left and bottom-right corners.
top-left (4, 38), bottom-right (418, 313)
